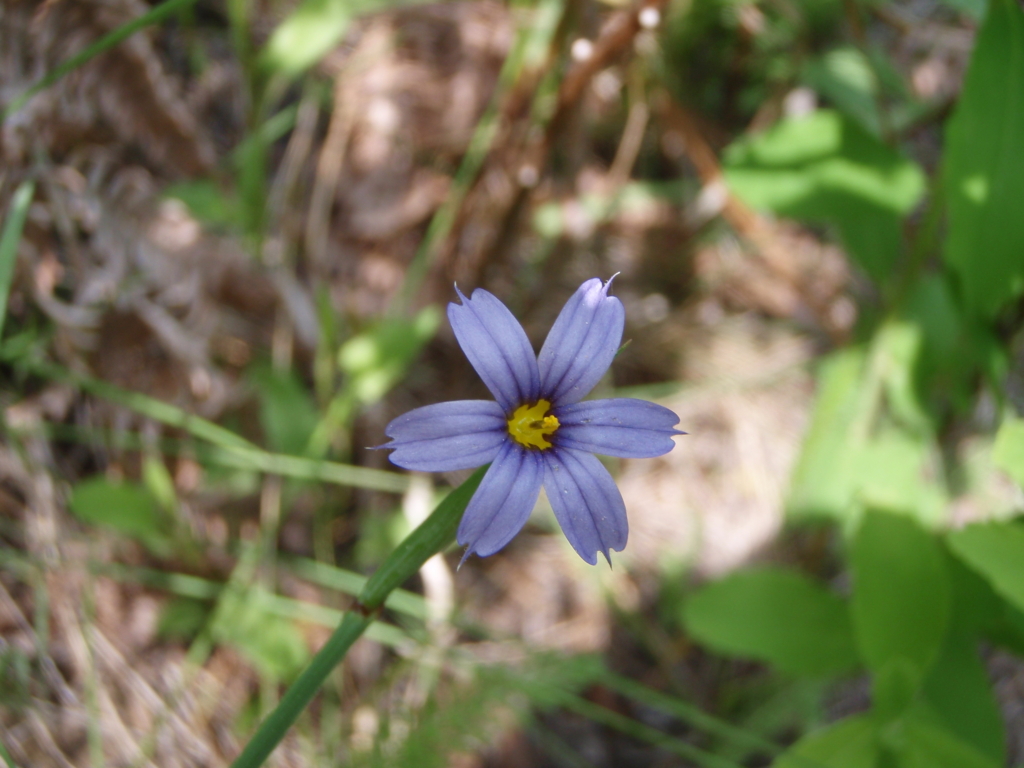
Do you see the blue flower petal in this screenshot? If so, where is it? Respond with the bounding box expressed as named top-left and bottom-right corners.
top-left (542, 448), bottom-right (627, 565)
top-left (383, 400), bottom-right (507, 472)
top-left (538, 278), bottom-right (625, 406)
top-left (448, 287), bottom-right (541, 413)
top-left (553, 398), bottom-right (681, 458)
top-left (457, 441), bottom-right (544, 559)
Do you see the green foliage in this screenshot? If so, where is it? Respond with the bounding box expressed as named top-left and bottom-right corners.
top-left (787, 332), bottom-right (947, 527)
top-left (723, 109), bottom-right (924, 281)
top-left (901, 275), bottom-right (999, 415)
top-left (771, 714), bottom-right (877, 768)
top-left (992, 416), bottom-right (1024, 486)
top-left (942, 0), bottom-right (1024, 318)
top-left (210, 587), bottom-right (311, 682)
top-left (850, 512), bottom-right (949, 708)
top-left (68, 477), bottom-right (170, 555)
top-left (682, 566), bottom-right (859, 676)
top-left (946, 520), bottom-right (1024, 613)
top-left (801, 47), bottom-right (927, 138)
top-left (158, 596), bottom-right (211, 641)
top-left (164, 180), bottom-right (240, 229)
top-left (249, 362), bottom-right (320, 455)
top-left (261, 0), bottom-right (355, 77)
top-left (338, 307), bottom-right (442, 406)
top-left (920, 633), bottom-right (1005, 763)
top-left (787, 347), bottom-right (867, 522)
top-left (895, 715), bottom-right (1001, 768)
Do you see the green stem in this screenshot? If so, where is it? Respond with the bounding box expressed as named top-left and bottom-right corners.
top-left (230, 465), bottom-right (487, 768)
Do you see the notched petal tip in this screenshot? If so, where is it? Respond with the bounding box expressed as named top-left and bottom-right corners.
top-left (447, 284), bottom-right (541, 412)
top-left (538, 277), bottom-right (626, 407)
top-left (543, 448), bottom-right (627, 565)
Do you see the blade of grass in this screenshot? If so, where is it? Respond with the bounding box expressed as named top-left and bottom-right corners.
top-left (286, 556), bottom-right (427, 619)
top-left (599, 672), bottom-right (782, 757)
top-left (200, 443), bottom-right (409, 494)
top-left (0, 353), bottom-right (257, 450)
top-left (560, 695), bottom-right (744, 768)
top-left (2, 0), bottom-right (200, 121)
top-left (230, 464), bottom-right (487, 768)
top-left (98, 564), bottom-right (414, 647)
top-left (0, 180), bottom-right (35, 340)
top-left (2, 358), bottom-right (410, 493)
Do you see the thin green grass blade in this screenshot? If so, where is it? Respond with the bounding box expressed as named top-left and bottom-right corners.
top-left (0, 353), bottom-right (257, 450)
top-left (0, 180), bottom-right (35, 341)
top-left (2, 0), bottom-right (199, 121)
top-left (286, 556), bottom-right (427, 619)
top-left (561, 695), bottom-right (745, 768)
top-left (199, 443), bottom-right (409, 494)
top-left (600, 672), bottom-right (782, 756)
top-left (18, 420), bottom-right (409, 494)
top-left (230, 464), bottom-right (487, 768)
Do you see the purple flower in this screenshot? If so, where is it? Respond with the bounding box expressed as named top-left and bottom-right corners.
top-left (381, 278), bottom-right (682, 565)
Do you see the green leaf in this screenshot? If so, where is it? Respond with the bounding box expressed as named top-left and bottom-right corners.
top-left (947, 520), bottom-right (1024, 613)
top-left (987, 602), bottom-right (1024, 656)
top-left (771, 714), bottom-right (877, 768)
top-left (801, 47), bottom-right (926, 138)
top-left (851, 427), bottom-right (946, 526)
top-left (248, 363), bottom-right (320, 456)
top-left (920, 634), bottom-right (1005, 764)
top-left (158, 597), bottom-right (211, 641)
top-left (945, 547), bottom-right (1004, 637)
top-left (724, 109), bottom-right (925, 281)
top-left (992, 416), bottom-right (1024, 486)
top-left (211, 587), bottom-right (310, 682)
top-left (942, 0), bottom-right (1024, 318)
top-left (896, 716), bottom-right (1002, 768)
top-left (338, 306), bottom-right (441, 405)
top-left (902, 275), bottom-right (1000, 415)
top-left (260, 0), bottom-right (354, 77)
top-left (682, 567), bottom-right (860, 676)
top-left (851, 511), bottom-right (949, 703)
top-left (163, 180), bottom-right (240, 228)
top-left (787, 347), bottom-right (867, 522)
top-left (68, 477), bottom-right (165, 547)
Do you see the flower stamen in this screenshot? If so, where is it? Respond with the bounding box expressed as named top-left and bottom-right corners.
top-left (507, 399), bottom-right (559, 450)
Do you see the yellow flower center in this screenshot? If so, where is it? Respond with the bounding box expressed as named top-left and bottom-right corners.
top-left (507, 399), bottom-right (560, 450)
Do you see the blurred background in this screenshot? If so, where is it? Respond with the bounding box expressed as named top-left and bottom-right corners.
top-left (1, 0), bottom-right (1023, 765)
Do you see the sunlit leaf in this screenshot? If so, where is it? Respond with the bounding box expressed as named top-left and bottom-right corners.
top-left (724, 109), bottom-right (925, 281)
top-left (947, 520), bottom-right (1024, 613)
top-left (787, 347), bottom-right (866, 522)
top-left (338, 306), bottom-right (441, 405)
top-left (683, 567), bottom-right (860, 676)
top-left (992, 416), bottom-right (1024, 487)
top-left (943, 0), bottom-right (1024, 318)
